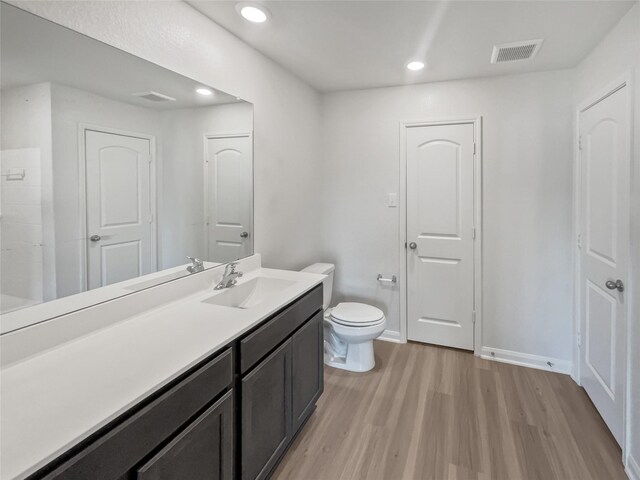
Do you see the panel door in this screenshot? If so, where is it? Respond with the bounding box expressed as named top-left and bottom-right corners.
top-left (579, 85), bottom-right (630, 445)
top-left (292, 312), bottom-right (324, 431)
top-left (85, 130), bottom-right (154, 289)
top-left (241, 339), bottom-right (291, 480)
top-left (136, 391), bottom-right (234, 480)
top-left (206, 134), bottom-right (253, 263)
top-left (406, 123), bottom-right (475, 350)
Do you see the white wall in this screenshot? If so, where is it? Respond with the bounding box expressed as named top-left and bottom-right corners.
top-left (9, 0), bottom-right (324, 272)
top-left (0, 83), bottom-right (55, 301)
top-left (572, 4), bottom-right (640, 474)
top-left (50, 83), bottom-right (162, 298)
top-left (158, 102), bottom-right (253, 268)
top-left (322, 70), bottom-right (575, 364)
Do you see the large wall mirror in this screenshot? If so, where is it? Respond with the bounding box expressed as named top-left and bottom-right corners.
top-left (0, 3), bottom-right (254, 331)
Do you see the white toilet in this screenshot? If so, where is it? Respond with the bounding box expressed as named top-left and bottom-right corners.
top-left (301, 263), bottom-right (386, 372)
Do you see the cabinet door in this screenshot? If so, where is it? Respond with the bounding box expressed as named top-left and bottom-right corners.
top-left (292, 311), bottom-right (324, 431)
top-left (136, 391), bottom-right (234, 480)
top-left (241, 339), bottom-right (292, 480)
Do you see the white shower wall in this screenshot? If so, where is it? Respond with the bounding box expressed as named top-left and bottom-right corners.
top-left (0, 83), bottom-right (55, 302)
top-left (0, 148), bottom-right (44, 312)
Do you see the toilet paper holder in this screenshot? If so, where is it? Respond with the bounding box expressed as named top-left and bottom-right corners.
top-left (376, 274), bottom-right (397, 284)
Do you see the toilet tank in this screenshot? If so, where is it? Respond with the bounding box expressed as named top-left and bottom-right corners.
top-left (301, 263), bottom-right (335, 310)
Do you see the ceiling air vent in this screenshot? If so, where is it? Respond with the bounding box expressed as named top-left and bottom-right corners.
top-left (491, 39), bottom-right (544, 63)
top-left (132, 91), bottom-right (176, 102)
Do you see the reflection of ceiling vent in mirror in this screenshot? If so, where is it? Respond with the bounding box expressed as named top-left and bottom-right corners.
top-left (491, 39), bottom-right (544, 63)
top-left (132, 91), bottom-right (176, 102)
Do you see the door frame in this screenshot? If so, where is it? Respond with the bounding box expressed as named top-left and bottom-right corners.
top-left (78, 123), bottom-right (157, 291)
top-left (573, 72), bottom-right (634, 461)
top-left (203, 131), bottom-right (254, 260)
top-left (398, 117), bottom-right (483, 353)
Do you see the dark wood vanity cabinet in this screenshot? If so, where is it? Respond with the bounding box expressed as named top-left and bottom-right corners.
top-left (240, 288), bottom-right (324, 480)
top-left (38, 349), bottom-right (235, 480)
top-left (30, 285), bottom-right (323, 480)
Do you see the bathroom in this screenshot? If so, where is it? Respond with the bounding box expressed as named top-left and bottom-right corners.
top-left (0, 0), bottom-right (638, 479)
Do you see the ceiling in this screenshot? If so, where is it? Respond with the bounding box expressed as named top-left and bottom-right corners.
top-left (189, 0), bottom-right (636, 92)
top-left (1, 2), bottom-right (244, 109)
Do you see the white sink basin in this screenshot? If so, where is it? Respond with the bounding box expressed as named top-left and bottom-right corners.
top-left (203, 277), bottom-right (295, 309)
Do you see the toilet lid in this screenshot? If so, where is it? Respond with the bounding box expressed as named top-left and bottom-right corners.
top-left (329, 302), bottom-right (384, 327)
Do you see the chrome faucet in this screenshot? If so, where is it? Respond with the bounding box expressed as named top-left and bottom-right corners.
top-left (186, 256), bottom-right (204, 274)
top-left (214, 262), bottom-right (243, 289)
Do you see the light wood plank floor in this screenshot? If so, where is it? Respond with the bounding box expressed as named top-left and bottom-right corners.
top-left (273, 341), bottom-right (625, 480)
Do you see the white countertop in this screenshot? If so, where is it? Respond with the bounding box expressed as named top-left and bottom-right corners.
top-left (0, 264), bottom-right (324, 480)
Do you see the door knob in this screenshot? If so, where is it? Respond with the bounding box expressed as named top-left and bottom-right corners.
top-left (409, 242), bottom-right (417, 250)
top-left (240, 231), bottom-right (249, 238)
top-left (605, 279), bottom-right (624, 292)
top-left (90, 235), bottom-right (101, 242)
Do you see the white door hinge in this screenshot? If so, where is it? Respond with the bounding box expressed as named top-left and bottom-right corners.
top-left (473, 143), bottom-right (477, 155)
top-left (148, 213), bottom-right (154, 224)
top-left (472, 311), bottom-right (476, 324)
top-left (578, 135), bottom-right (583, 151)
top-left (577, 332), bottom-right (582, 348)
top-left (577, 234), bottom-right (582, 248)
top-left (472, 227), bottom-right (476, 240)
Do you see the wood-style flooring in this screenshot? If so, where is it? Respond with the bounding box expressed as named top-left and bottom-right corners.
top-left (273, 341), bottom-right (625, 480)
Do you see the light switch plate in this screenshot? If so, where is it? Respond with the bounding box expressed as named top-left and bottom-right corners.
top-left (388, 193), bottom-right (398, 207)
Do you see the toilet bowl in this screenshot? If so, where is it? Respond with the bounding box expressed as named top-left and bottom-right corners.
top-left (301, 263), bottom-right (386, 372)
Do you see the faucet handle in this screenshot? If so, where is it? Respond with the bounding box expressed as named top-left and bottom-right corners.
top-left (187, 256), bottom-right (203, 266)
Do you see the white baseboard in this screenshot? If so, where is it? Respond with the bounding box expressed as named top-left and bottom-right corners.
top-left (378, 330), bottom-right (404, 343)
top-left (480, 346), bottom-right (572, 374)
top-left (626, 454), bottom-right (640, 480)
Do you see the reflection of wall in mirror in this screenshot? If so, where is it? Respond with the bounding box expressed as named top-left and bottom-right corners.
top-left (159, 102), bottom-right (253, 269)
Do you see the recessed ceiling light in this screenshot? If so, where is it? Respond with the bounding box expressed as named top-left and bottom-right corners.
top-left (407, 61), bottom-right (425, 71)
top-left (238, 4), bottom-right (268, 23)
top-left (196, 88), bottom-right (213, 96)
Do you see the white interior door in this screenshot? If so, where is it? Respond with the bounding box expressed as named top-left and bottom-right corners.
top-left (85, 130), bottom-right (154, 289)
top-left (579, 84), bottom-right (629, 445)
top-left (205, 134), bottom-right (253, 263)
top-left (406, 122), bottom-right (476, 350)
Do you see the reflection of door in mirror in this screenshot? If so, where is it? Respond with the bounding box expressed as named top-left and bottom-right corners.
top-left (205, 134), bottom-right (253, 264)
top-left (85, 129), bottom-right (156, 289)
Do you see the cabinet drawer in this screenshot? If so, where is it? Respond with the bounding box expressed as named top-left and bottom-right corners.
top-left (39, 348), bottom-right (233, 480)
top-left (240, 285), bottom-right (322, 374)
top-left (136, 390), bottom-right (234, 480)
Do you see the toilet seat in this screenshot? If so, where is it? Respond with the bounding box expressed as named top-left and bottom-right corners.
top-left (329, 302), bottom-right (385, 327)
